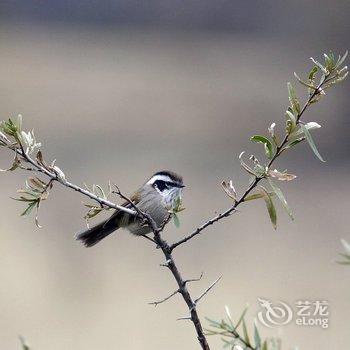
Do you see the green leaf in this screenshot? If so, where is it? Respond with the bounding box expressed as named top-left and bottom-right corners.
top-left (19, 336), bottom-right (30, 350)
top-left (85, 207), bottom-right (103, 219)
top-left (234, 305), bottom-right (248, 331)
top-left (16, 114), bottom-right (23, 132)
top-left (93, 184), bottom-right (106, 199)
top-left (336, 50), bottom-right (348, 69)
top-left (285, 108), bottom-right (297, 134)
top-left (308, 66), bottom-right (318, 81)
top-left (291, 122), bottom-right (321, 138)
top-left (310, 57), bottom-right (328, 74)
top-left (173, 213), bottom-right (180, 228)
top-left (268, 178), bottom-right (294, 220)
top-left (244, 193), bottom-right (266, 201)
top-left (340, 239), bottom-right (350, 255)
top-left (294, 72), bottom-right (317, 90)
top-left (205, 317), bottom-right (223, 329)
top-left (262, 340), bottom-right (268, 350)
top-left (12, 196), bottom-right (37, 202)
top-left (337, 260), bottom-right (350, 265)
top-left (285, 137), bottom-right (304, 149)
top-left (239, 152), bottom-right (258, 176)
top-left (254, 322), bottom-right (261, 349)
top-left (222, 338), bottom-right (233, 348)
top-left (258, 186), bottom-right (277, 229)
top-left (250, 135), bottom-right (275, 159)
top-left (323, 53), bottom-right (335, 71)
top-left (0, 154), bottom-right (21, 172)
top-left (244, 192), bottom-right (275, 201)
top-left (287, 82), bottom-right (301, 115)
top-left (20, 201), bottom-right (37, 217)
top-left (301, 124), bottom-right (325, 162)
top-left (242, 319), bottom-right (251, 347)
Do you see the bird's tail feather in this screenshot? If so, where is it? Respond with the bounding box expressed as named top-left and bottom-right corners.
top-left (76, 219), bottom-right (119, 247)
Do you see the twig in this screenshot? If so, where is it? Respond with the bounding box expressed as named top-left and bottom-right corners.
top-left (113, 185), bottom-right (156, 244)
top-left (149, 289), bottom-right (180, 306)
top-left (140, 234), bottom-right (157, 244)
top-left (177, 316), bottom-right (192, 321)
top-left (194, 276), bottom-right (222, 306)
top-left (184, 272), bottom-right (204, 285)
top-left (12, 148), bottom-right (137, 216)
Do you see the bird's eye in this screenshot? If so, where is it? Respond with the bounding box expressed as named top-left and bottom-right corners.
top-left (153, 180), bottom-right (168, 191)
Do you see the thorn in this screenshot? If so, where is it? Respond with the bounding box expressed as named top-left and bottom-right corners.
top-left (184, 272), bottom-right (204, 285)
top-left (194, 276), bottom-right (222, 305)
top-left (177, 316), bottom-right (191, 321)
top-left (148, 289), bottom-right (179, 306)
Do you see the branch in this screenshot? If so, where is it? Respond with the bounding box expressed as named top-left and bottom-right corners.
top-left (13, 148), bottom-right (137, 216)
top-left (170, 68), bottom-right (334, 251)
top-left (5, 145), bottom-right (211, 349)
top-left (0, 51), bottom-right (347, 350)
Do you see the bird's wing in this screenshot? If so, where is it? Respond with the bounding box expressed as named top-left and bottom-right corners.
top-left (102, 191), bottom-right (141, 229)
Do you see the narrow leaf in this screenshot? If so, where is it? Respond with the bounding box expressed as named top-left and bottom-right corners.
top-left (239, 152), bottom-right (257, 176)
top-left (221, 180), bottom-right (237, 200)
top-left (244, 192), bottom-right (275, 202)
top-left (268, 179), bottom-right (294, 220)
top-left (268, 169), bottom-right (297, 181)
top-left (287, 82), bottom-right (301, 114)
top-left (294, 72), bottom-right (317, 90)
top-left (258, 186), bottom-right (277, 229)
top-left (251, 135), bottom-right (275, 159)
top-left (173, 213), bottom-right (180, 228)
top-left (20, 201), bottom-right (37, 217)
top-left (340, 239), bottom-right (350, 255)
top-left (19, 336), bottom-right (30, 350)
top-left (35, 201), bottom-right (42, 228)
top-left (310, 57), bottom-right (328, 74)
top-left (242, 319), bottom-right (251, 347)
top-left (94, 184), bottom-right (106, 199)
top-left (0, 157), bottom-right (20, 172)
top-left (336, 50), bottom-right (348, 68)
top-left (301, 124), bottom-right (325, 162)
top-left (285, 137), bottom-right (304, 149)
top-left (254, 321), bottom-right (261, 349)
top-left (205, 317), bottom-right (223, 329)
top-left (234, 305), bottom-right (249, 331)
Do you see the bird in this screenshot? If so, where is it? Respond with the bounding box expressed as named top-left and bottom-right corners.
top-left (76, 170), bottom-right (184, 247)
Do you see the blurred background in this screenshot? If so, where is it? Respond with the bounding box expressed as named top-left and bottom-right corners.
top-left (0, 1), bottom-right (349, 349)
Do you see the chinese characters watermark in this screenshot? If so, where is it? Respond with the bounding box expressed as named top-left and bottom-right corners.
top-left (257, 298), bottom-right (329, 329)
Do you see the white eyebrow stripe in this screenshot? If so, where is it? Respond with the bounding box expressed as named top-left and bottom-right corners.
top-left (147, 175), bottom-right (173, 185)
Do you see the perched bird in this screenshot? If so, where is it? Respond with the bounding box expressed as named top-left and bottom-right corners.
top-left (76, 170), bottom-right (184, 247)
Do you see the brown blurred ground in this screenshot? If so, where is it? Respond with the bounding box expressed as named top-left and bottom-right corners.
top-left (0, 19), bottom-right (349, 350)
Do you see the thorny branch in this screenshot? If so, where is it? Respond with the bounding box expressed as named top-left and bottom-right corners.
top-left (0, 52), bottom-right (348, 350)
top-left (3, 144), bottom-right (213, 350)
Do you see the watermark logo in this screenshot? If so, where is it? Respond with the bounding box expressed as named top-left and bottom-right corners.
top-left (257, 298), bottom-right (329, 329)
top-left (257, 298), bottom-right (293, 328)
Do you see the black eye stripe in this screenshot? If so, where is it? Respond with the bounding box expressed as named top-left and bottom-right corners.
top-left (153, 180), bottom-right (168, 191)
top-left (153, 180), bottom-right (182, 191)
